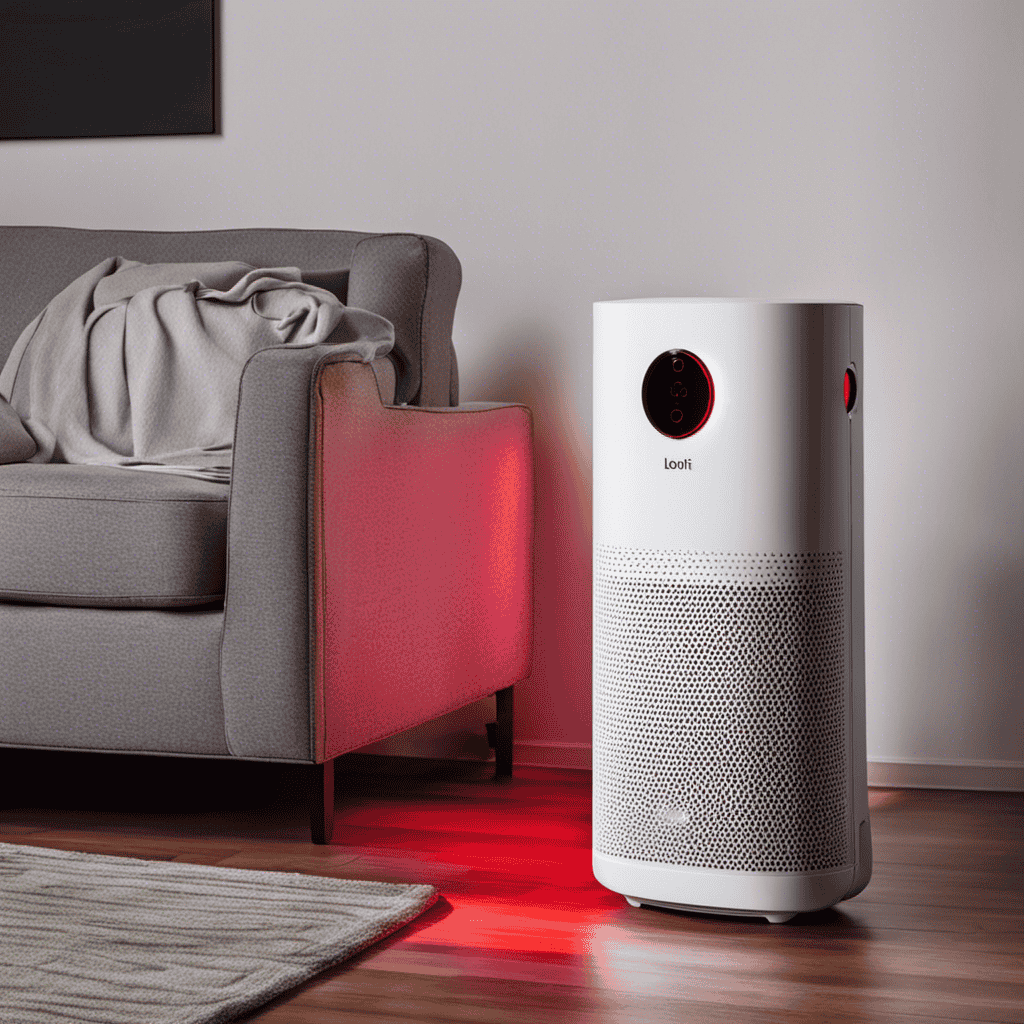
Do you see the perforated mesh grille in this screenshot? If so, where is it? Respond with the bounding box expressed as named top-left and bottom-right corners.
top-left (593, 546), bottom-right (851, 873)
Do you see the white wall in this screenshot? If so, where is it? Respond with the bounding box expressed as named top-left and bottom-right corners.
top-left (1, 0), bottom-right (1020, 786)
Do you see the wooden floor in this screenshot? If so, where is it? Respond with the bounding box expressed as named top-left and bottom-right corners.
top-left (1, 748), bottom-right (1022, 1024)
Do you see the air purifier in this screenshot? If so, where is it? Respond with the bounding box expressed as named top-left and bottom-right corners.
top-left (592, 299), bottom-right (870, 924)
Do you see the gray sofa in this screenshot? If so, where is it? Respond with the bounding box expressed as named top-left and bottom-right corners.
top-left (0, 226), bottom-right (534, 842)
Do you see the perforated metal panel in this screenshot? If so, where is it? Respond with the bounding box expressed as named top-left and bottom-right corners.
top-left (593, 545), bottom-right (851, 873)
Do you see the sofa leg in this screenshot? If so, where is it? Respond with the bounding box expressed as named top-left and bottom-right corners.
top-left (308, 759), bottom-right (335, 845)
top-left (495, 684), bottom-right (514, 778)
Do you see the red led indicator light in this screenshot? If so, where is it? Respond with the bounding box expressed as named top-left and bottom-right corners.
top-left (844, 368), bottom-right (857, 412)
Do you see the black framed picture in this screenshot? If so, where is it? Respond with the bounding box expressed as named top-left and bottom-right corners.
top-left (0, 1), bottom-right (216, 140)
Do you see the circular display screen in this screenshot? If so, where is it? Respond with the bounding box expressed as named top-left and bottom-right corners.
top-left (641, 349), bottom-right (714, 438)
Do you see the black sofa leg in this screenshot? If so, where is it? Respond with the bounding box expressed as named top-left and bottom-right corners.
top-left (308, 759), bottom-right (335, 844)
top-left (494, 684), bottom-right (514, 778)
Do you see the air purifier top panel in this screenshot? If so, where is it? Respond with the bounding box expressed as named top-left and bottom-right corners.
top-left (593, 300), bottom-right (858, 553)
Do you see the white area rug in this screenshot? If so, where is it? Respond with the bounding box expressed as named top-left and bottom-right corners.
top-left (0, 842), bottom-right (437, 1024)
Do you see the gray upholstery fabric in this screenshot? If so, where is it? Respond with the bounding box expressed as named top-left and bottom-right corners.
top-left (0, 604), bottom-right (229, 755)
top-left (0, 464), bottom-right (228, 607)
top-left (0, 227), bottom-right (460, 407)
top-left (347, 234), bottom-right (461, 406)
top-left (0, 396), bottom-right (35, 464)
top-left (220, 345), bottom-right (367, 761)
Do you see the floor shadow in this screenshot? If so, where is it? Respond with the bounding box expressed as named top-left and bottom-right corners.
top-left (0, 746), bottom-right (293, 814)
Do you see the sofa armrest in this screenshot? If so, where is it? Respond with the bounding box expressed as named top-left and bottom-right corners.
top-left (310, 361), bottom-right (533, 762)
top-left (221, 345), bottom-right (393, 761)
top-left (220, 351), bottom-right (533, 763)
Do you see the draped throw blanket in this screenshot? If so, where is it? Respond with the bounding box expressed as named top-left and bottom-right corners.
top-left (0, 258), bottom-right (395, 483)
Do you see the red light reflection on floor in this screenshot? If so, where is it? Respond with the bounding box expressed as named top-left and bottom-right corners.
top-left (415, 895), bottom-right (623, 956)
top-left (343, 804), bottom-right (584, 843)
top-left (867, 788), bottom-right (909, 810)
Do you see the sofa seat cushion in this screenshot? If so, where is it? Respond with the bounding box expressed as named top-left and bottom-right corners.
top-left (0, 464), bottom-right (229, 608)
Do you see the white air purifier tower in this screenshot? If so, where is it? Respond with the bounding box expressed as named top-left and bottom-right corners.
top-left (592, 299), bottom-right (871, 924)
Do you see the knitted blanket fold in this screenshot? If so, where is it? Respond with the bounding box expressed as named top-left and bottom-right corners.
top-left (0, 258), bottom-right (394, 483)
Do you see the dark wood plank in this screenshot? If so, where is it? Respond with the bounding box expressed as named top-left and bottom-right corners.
top-left (0, 749), bottom-right (1021, 1024)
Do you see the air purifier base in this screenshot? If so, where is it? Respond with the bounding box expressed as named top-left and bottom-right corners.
top-left (624, 895), bottom-right (797, 925)
top-left (595, 851), bottom-right (855, 921)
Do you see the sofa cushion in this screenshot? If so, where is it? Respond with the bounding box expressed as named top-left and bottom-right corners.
top-left (0, 464), bottom-right (228, 608)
